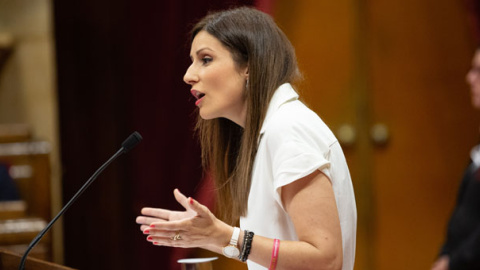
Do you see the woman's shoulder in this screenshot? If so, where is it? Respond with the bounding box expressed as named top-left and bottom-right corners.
top-left (262, 100), bottom-right (337, 145)
top-left (266, 100), bottom-right (326, 130)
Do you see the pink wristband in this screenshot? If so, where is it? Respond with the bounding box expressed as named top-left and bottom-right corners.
top-left (269, 239), bottom-right (280, 270)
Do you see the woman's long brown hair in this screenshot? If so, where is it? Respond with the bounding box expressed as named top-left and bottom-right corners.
top-left (191, 7), bottom-right (301, 225)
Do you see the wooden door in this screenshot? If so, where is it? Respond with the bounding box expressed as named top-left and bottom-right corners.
top-left (274, 0), bottom-right (480, 269)
top-left (367, 1), bottom-right (480, 269)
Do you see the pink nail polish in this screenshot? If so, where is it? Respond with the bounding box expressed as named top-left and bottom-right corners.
top-left (150, 224), bottom-right (155, 228)
top-left (153, 242), bottom-right (159, 245)
top-left (144, 230), bottom-right (150, 234)
top-left (147, 236), bottom-right (153, 241)
top-left (189, 198), bottom-right (194, 205)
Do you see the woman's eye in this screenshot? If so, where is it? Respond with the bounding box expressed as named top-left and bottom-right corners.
top-left (202, 57), bottom-right (212, 65)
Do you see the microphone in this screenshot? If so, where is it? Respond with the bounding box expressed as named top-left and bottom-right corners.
top-left (18, 131), bottom-right (143, 270)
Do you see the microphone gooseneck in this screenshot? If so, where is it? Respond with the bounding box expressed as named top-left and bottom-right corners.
top-left (18, 131), bottom-right (142, 270)
top-left (121, 131), bottom-right (143, 153)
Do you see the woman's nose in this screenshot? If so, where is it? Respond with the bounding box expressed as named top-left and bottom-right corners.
top-left (183, 64), bottom-right (197, 85)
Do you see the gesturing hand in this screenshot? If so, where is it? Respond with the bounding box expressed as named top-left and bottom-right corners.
top-left (136, 189), bottom-right (197, 232)
top-left (136, 189), bottom-right (231, 251)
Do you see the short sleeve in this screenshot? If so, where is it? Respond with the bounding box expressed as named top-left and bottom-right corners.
top-left (263, 108), bottom-right (334, 209)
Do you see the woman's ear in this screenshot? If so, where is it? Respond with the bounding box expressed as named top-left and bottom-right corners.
top-left (243, 65), bottom-right (249, 78)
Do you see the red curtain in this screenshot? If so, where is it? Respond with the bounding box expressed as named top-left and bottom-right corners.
top-left (255, 0), bottom-right (275, 14)
top-left (465, 0), bottom-right (480, 44)
top-left (54, 1), bottom-right (253, 270)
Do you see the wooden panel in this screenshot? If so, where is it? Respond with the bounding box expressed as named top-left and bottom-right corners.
top-left (0, 142), bottom-right (52, 220)
top-left (274, 0), bottom-right (480, 269)
top-left (367, 0), bottom-right (479, 269)
top-left (0, 249), bottom-right (76, 270)
top-left (274, 0), bottom-right (373, 269)
top-left (0, 141), bottom-right (53, 262)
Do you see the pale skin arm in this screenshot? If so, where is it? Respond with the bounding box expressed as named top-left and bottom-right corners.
top-left (136, 170), bottom-right (343, 270)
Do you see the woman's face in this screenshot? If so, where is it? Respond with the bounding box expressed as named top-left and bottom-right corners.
top-left (466, 49), bottom-right (480, 109)
top-left (184, 31), bottom-right (248, 127)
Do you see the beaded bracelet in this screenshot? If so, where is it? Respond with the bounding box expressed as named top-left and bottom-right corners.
top-left (239, 230), bottom-right (254, 262)
top-left (238, 230), bottom-right (248, 261)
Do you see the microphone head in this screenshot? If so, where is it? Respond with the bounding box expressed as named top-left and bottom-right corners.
top-left (121, 131), bottom-right (143, 153)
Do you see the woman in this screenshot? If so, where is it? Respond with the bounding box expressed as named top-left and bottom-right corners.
top-left (136, 7), bottom-right (357, 270)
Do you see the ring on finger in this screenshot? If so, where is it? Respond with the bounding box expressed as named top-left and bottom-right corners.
top-left (171, 231), bottom-right (182, 241)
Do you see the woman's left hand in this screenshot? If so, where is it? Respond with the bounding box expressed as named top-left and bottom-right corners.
top-left (136, 189), bottom-right (230, 251)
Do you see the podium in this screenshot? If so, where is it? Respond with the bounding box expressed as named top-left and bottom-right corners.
top-left (0, 249), bottom-right (76, 270)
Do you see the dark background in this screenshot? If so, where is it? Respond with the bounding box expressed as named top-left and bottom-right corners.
top-left (53, 1), bottom-right (254, 269)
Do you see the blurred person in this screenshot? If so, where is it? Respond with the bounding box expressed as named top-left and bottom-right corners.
top-left (431, 48), bottom-right (480, 270)
top-left (0, 163), bottom-right (20, 201)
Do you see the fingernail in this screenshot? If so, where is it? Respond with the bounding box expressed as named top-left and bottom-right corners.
top-left (150, 224), bottom-right (155, 228)
top-left (143, 230), bottom-right (150, 234)
top-left (147, 236), bottom-right (153, 241)
top-left (153, 242), bottom-right (159, 245)
top-left (189, 198), bottom-right (194, 205)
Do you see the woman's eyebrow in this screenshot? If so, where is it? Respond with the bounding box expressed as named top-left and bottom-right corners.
top-left (190, 47), bottom-right (214, 60)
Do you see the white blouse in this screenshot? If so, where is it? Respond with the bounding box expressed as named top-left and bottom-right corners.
top-left (240, 83), bottom-right (357, 270)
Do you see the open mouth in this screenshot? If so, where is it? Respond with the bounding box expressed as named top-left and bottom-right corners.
top-left (191, 90), bottom-right (205, 106)
top-left (191, 90), bottom-right (205, 100)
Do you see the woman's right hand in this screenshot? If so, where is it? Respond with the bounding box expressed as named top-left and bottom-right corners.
top-left (136, 189), bottom-right (198, 232)
top-left (136, 189), bottom-right (232, 252)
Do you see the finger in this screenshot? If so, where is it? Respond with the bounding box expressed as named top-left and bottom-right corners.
top-left (146, 236), bottom-right (168, 247)
top-left (136, 216), bottom-right (152, 224)
top-left (136, 216), bottom-right (167, 225)
top-left (141, 224), bottom-right (162, 232)
top-left (146, 235), bottom-right (154, 242)
top-left (149, 234), bottom-right (188, 248)
top-left (151, 239), bottom-right (183, 248)
top-left (136, 216), bottom-right (145, 224)
top-left (150, 219), bottom-right (187, 231)
top-left (188, 197), bottom-right (211, 217)
top-left (173, 189), bottom-right (191, 211)
top-left (147, 229), bottom-right (181, 239)
top-left (141, 207), bottom-right (171, 219)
